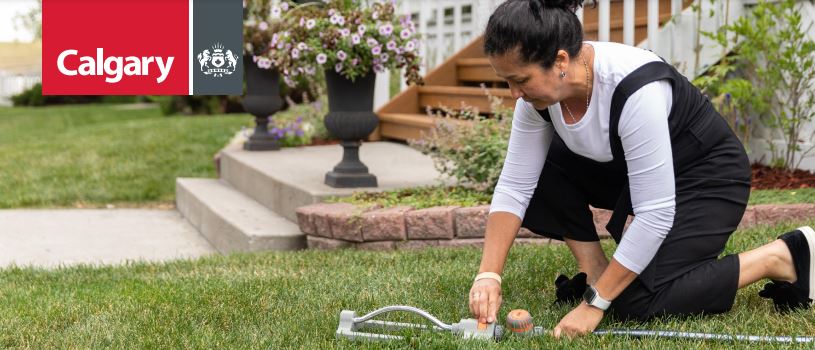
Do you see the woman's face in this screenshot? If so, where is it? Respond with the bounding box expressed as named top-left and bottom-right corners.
top-left (489, 47), bottom-right (566, 110)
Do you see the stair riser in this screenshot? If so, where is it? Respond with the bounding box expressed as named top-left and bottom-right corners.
top-left (457, 65), bottom-right (502, 83)
top-left (220, 152), bottom-right (325, 222)
top-left (420, 92), bottom-right (514, 114)
top-left (379, 114), bottom-right (474, 141)
top-left (380, 122), bottom-right (425, 141)
top-left (176, 180), bottom-right (306, 253)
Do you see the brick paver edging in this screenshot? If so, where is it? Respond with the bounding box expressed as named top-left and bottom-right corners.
top-left (295, 203), bottom-right (814, 251)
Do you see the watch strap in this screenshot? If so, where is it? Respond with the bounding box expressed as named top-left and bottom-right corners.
top-left (586, 286), bottom-right (611, 310)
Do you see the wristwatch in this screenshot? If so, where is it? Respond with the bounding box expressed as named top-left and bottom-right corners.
top-left (582, 285), bottom-right (611, 311)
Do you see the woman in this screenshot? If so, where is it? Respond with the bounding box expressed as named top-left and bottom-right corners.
top-left (468, 0), bottom-right (814, 338)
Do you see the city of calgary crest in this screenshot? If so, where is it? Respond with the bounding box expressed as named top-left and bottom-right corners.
top-left (197, 43), bottom-right (239, 77)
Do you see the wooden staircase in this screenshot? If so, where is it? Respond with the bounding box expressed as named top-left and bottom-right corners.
top-left (375, 0), bottom-right (692, 141)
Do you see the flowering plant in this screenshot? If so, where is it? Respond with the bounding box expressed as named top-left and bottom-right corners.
top-left (243, 0), bottom-right (288, 70)
top-left (267, 0), bottom-right (424, 86)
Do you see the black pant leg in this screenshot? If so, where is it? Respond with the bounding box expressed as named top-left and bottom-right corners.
top-left (521, 136), bottom-right (625, 242)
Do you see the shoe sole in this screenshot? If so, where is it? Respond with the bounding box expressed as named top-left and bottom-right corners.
top-left (798, 225), bottom-right (815, 300)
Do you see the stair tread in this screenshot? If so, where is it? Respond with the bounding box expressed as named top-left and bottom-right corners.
top-left (177, 178), bottom-right (301, 239)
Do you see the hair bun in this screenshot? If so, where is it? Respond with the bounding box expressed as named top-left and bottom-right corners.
top-left (534, 0), bottom-right (584, 13)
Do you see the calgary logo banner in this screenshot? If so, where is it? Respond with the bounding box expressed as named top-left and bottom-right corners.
top-left (43, 0), bottom-right (243, 96)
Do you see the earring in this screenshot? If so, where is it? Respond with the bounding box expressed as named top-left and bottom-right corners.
top-left (560, 71), bottom-right (567, 78)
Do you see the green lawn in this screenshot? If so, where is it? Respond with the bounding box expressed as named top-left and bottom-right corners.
top-left (0, 104), bottom-right (249, 208)
top-left (0, 221), bottom-right (813, 348)
top-left (0, 103), bottom-right (812, 210)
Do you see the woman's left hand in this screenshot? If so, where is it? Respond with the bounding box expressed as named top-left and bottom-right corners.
top-left (552, 302), bottom-right (604, 339)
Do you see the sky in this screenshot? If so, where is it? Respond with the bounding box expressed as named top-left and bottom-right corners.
top-left (0, 0), bottom-right (39, 42)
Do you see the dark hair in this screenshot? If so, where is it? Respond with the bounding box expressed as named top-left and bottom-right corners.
top-left (484, 0), bottom-right (585, 69)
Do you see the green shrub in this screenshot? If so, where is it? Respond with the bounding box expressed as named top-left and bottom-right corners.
top-left (409, 86), bottom-right (513, 193)
top-left (147, 96), bottom-right (245, 116)
top-left (10, 83), bottom-right (146, 107)
top-left (696, 0), bottom-right (815, 170)
top-left (11, 83), bottom-right (99, 106)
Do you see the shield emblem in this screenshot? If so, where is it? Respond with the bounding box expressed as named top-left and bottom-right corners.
top-left (211, 56), bottom-right (225, 68)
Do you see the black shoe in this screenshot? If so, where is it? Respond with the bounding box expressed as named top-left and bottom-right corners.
top-left (553, 272), bottom-right (588, 304)
top-left (759, 226), bottom-right (815, 312)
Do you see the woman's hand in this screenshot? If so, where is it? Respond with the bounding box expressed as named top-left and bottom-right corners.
top-left (468, 278), bottom-right (502, 324)
top-left (552, 302), bottom-right (604, 339)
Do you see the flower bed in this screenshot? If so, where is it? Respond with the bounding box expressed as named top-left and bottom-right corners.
top-left (295, 202), bottom-right (815, 250)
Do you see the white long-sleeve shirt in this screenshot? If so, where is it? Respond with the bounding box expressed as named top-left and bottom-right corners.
top-left (490, 41), bottom-right (676, 274)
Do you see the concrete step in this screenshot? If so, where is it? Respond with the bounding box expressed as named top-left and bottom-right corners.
top-left (219, 142), bottom-right (449, 222)
top-left (176, 178), bottom-right (305, 253)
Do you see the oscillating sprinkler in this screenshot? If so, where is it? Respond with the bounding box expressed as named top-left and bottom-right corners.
top-left (336, 305), bottom-right (814, 344)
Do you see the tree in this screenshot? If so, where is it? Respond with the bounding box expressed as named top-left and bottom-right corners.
top-left (13, 0), bottom-right (42, 41)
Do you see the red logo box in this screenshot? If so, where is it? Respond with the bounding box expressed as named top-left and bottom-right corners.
top-left (43, 0), bottom-right (189, 95)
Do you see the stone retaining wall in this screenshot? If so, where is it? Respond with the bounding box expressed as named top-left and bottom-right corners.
top-left (295, 203), bottom-right (814, 251)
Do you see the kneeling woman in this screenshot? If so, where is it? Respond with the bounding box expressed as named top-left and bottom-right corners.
top-left (468, 0), bottom-right (814, 338)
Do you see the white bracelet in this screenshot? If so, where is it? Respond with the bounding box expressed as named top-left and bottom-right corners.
top-left (474, 272), bottom-right (502, 285)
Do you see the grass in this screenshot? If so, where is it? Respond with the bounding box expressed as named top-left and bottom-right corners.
top-left (748, 188), bottom-right (815, 205)
top-left (0, 104), bottom-right (249, 208)
top-left (1, 220), bottom-right (814, 348)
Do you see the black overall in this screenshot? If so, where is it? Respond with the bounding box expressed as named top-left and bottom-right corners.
top-left (524, 61), bottom-right (751, 320)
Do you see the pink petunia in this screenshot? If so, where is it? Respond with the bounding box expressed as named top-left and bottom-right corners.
top-left (400, 28), bottom-right (411, 40)
top-left (316, 53), bottom-right (328, 65)
top-left (378, 23), bottom-right (393, 36)
top-left (337, 50), bottom-right (347, 61)
top-left (351, 34), bottom-right (361, 45)
top-left (386, 40), bottom-right (397, 51)
top-left (371, 46), bottom-right (382, 55)
top-left (306, 19), bottom-right (316, 29)
top-left (335, 63), bottom-right (343, 73)
top-left (291, 48), bottom-right (300, 59)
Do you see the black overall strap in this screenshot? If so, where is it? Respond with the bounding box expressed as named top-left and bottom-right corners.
top-left (605, 61), bottom-right (678, 242)
top-left (537, 108), bottom-right (552, 123)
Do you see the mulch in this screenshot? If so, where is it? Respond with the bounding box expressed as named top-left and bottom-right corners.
top-left (751, 163), bottom-right (815, 190)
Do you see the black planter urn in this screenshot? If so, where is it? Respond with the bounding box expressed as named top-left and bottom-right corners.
top-left (323, 70), bottom-right (379, 188)
top-left (242, 56), bottom-right (283, 151)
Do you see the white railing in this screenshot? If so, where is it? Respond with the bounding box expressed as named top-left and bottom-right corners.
top-left (0, 74), bottom-right (41, 107)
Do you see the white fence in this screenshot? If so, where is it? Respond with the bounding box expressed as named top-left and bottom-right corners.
top-left (0, 74), bottom-right (41, 106)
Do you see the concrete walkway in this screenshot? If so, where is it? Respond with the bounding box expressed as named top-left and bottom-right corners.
top-left (0, 209), bottom-right (216, 268)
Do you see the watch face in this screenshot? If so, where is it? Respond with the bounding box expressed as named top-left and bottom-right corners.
top-left (583, 286), bottom-right (596, 303)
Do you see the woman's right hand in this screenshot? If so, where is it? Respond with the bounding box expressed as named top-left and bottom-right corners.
top-left (469, 278), bottom-right (502, 324)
